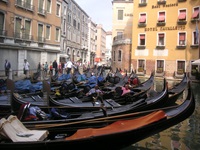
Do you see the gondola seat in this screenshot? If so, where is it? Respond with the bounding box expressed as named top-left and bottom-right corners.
top-left (0, 115), bottom-right (49, 142)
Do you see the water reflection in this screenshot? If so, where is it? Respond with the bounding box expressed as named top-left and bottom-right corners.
top-left (123, 80), bottom-right (200, 150)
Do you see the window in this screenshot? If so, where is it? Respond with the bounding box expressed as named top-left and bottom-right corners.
top-left (113, 51), bottom-right (116, 61)
top-left (118, 10), bottom-right (123, 20)
top-left (138, 60), bottom-right (145, 72)
top-left (15, 17), bottom-right (22, 38)
top-left (139, 13), bottom-right (146, 23)
top-left (0, 12), bottom-right (5, 36)
top-left (63, 19), bottom-right (66, 34)
top-left (25, 0), bottom-right (33, 10)
top-left (178, 9), bottom-right (186, 21)
top-left (46, 0), bottom-right (51, 13)
top-left (193, 30), bottom-right (199, 45)
top-left (141, 0), bottom-right (146, 3)
top-left (38, 23), bottom-right (44, 42)
top-left (38, 0), bottom-right (45, 14)
top-left (56, 28), bottom-right (60, 42)
top-left (73, 19), bottom-right (76, 28)
top-left (78, 22), bottom-right (80, 31)
top-left (117, 32), bottom-right (123, 39)
top-left (24, 19), bottom-right (31, 39)
top-left (156, 60), bottom-right (164, 73)
top-left (56, 3), bottom-right (61, 17)
top-left (177, 61), bottom-right (185, 74)
top-left (179, 32), bottom-right (186, 46)
top-left (118, 50), bottom-right (122, 61)
top-left (158, 33), bottom-right (165, 46)
top-left (68, 13), bottom-right (71, 25)
top-left (192, 7), bottom-right (199, 20)
top-left (139, 34), bottom-right (145, 46)
top-left (46, 25), bottom-right (50, 40)
top-left (158, 12), bottom-right (165, 22)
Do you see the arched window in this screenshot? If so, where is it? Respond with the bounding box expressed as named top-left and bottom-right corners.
top-left (118, 50), bottom-right (122, 61)
top-left (0, 12), bottom-right (5, 36)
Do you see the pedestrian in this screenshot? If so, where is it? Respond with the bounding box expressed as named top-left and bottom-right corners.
top-left (52, 60), bottom-right (58, 75)
top-left (65, 59), bottom-right (74, 74)
top-left (49, 61), bottom-right (53, 75)
top-left (4, 59), bottom-right (11, 77)
top-left (44, 62), bottom-right (48, 77)
top-left (23, 59), bottom-right (30, 79)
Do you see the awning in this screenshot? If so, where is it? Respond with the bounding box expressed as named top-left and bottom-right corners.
top-left (158, 12), bottom-right (165, 21)
top-left (178, 12), bottom-right (186, 20)
top-left (95, 58), bottom-right (101, 62)
top-left (179, 33), bottom-right (185, 40)
top-left (139, 16), bottom-right (146, 23)
top-left (192, 59), bottom-right (200, 65)
top-left (192, 10), bottom-right (199, 18)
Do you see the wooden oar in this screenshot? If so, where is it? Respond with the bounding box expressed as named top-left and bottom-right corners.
top-left (33, 105), bottom-right (178, 129)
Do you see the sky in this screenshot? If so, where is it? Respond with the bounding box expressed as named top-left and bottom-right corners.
top-left (75, 0), bottom-right (113, 31)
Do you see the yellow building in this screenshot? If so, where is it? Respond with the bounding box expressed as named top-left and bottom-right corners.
top-left (132, 0), bottom-right (200, 78)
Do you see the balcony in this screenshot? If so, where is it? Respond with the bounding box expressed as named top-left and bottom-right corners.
top-left (191, 18), bottom-right (199, 23)
top-left (138, 23), bottom-right (146, 27)
top-left (156, 45), bottom-right (165, 49)
top-left (15, 0), bottom-right (34, 12)
top-left (190, 44), bottom-right (199, 49)
top-left (177, 20), bottom-right (187, 25)
top-left (113, 34), bottom-right (132, 46)
top-left (176, 45), bottom-right (186, 49)
top-left (157, 22), bottom-right (166, 26)
top-left (157, 0), bottom-right (166, 5)
top-left (37, 36), bottom-right (46, 43)
top-left (38, 8), bottom-right (47, 16)
top-left (155, 68), bottom-right (165, 77)
top-left (1, 0), bottom-right (8, 3)
top-left (13, 32), bottom-right (33, 41)
top-left (138, 2), bottom-right (147, 7)
top-left (0, 30), bottom-right (7, 37)
top-left (137, 45), bottom-right (146, 49)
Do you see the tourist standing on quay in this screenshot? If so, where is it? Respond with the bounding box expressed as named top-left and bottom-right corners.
top-left (23, 59), bottom-right (30, 79)
top-left (4, 59), bottom-right (11, 78)
top-left (44, 62), bottom-right (48, 77)
top-left (65, 59), bottom-right (74, 74)
top-left (52, 60), bottom-right (58, 75)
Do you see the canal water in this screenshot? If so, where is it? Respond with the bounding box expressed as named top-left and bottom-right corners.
top-left (123, 79), bottom-right (200, 150)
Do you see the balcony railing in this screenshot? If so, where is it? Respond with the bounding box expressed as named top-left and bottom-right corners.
top-left (37, 36), bottom-right (46, 43)
top-left (138, 2), bottom-right (147, 7)
top-left (13, 32), bottom-right (33, 41)
top-left (0, 30), bottom-right (7, 36)
top-left (1, 0), bottom-right (8, 3)
top-left (157, 0), bottom-right (166, 5)
top-left (38, 7), bottom-right (47, 16)
top-left (113, 34), bottom-right (132, 42)
top-left (177, 20), bottom-right (187, 25)
top-left (15, 0), bottom-right (34, 11)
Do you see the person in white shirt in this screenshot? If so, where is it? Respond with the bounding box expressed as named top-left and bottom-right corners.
top-left (65, 60), bottom-right (74, 74)
top-left (23, 59), bottom-right (30, 78)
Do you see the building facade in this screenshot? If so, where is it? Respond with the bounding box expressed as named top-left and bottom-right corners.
top-left (95, 24), bottom-right (106, 65)
top-left (111, 0), bottom-right (133, 72)
top-left (0, 0), bottom-right (62, 76)
top-left (88, 18), bottom-right (97, 67)
top-left (131, 0), bottom-right (200, 78)
top-left (65, 0), bottom-right (89, 64)
top-left (106, 31), bottom-right (112, 66)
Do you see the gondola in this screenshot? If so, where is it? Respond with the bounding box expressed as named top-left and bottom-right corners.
top-left (10, 78), bottom-right (169, 133)
top-left (167, 72), bottom-right (189, 105)
top-left (10, 73), bottom-right (154, 111)
top-left (0, 83), bottom-right (195, 150)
